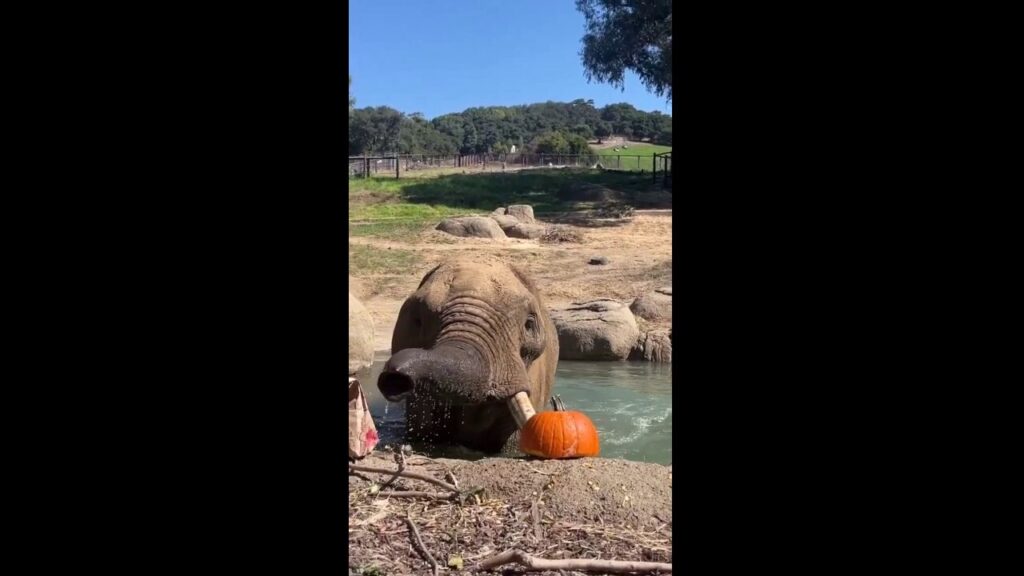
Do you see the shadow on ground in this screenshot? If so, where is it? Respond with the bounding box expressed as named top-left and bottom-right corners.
top-left (398, 169), bottom-right (672, 221)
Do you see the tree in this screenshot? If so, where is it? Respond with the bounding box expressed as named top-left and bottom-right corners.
top-left (348, 76), bottom-right (355, 113)
top-left (594, 122), bottom-right (612, 143)
top-left (571, 123), bottom-right (595, 140)
top-left (576, 0), bottom-right (672, 99)
top-left (349, 106), bottom-right (403, 155)
top-left (529, 131), bottom-right (592, 155)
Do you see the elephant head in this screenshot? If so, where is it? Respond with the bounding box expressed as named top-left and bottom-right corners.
top-left (377, 257), bottom-right (558, 454)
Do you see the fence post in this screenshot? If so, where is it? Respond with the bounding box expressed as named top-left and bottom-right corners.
top-left (396, 156), bottom-right (400, 179)
top-left (364, 157), bottom-right (369, 179)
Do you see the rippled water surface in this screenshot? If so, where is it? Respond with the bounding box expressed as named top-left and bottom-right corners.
top-left (355, 352), bottom-right (672, 464)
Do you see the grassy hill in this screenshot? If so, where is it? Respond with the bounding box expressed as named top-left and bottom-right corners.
top-left (595, 143), bottom-right (671, 171)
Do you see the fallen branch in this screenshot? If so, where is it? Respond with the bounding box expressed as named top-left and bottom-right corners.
top-left (473, 549), bottom-right (672, 574)
top-left (379, 450), bottom-right (407, 491)
top-left (379, 491), bottom-right (456, 500)
top-left (349, 464), bottom-right (458, 493)
top-left (404, 516), bottom-right (440, 576)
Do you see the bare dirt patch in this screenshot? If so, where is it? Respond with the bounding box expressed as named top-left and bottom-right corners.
top-left (349, 451), bottom-right (672, 575)
top-left (350, 210), bottom-right (672, 351)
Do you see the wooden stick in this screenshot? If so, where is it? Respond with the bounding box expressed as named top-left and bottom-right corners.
top-left (405, 516), bottom-right (440, 576)
top-left (379, 491), bottom-right (456, 500)
top-left (379, 450), bottom-right (407, 491)
top-left (349, 464), bottom-right (458, 493)
top-left (473, 549), bottom-right (672, 574)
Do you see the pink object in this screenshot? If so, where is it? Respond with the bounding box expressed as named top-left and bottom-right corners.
top-left (348, 377), bottom-right (379, 458)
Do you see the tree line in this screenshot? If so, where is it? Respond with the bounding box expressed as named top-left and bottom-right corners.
top-left (348, 99), bottom-right (672, 157)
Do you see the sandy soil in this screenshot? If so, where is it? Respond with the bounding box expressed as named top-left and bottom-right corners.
top-left (350, 209), bottom-right (673, 353)
top-left (349, 450), bottom-right (672, 575)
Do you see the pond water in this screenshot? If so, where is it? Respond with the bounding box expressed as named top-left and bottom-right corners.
top-left (354, 352), bottom-right (672, 464)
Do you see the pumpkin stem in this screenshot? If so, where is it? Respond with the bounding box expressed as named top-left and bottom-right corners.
top-left (551, 395), bottom-right (566, 412)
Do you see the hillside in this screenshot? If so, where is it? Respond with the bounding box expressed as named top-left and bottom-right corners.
top-left (350, 99), bottom-right (671, 157)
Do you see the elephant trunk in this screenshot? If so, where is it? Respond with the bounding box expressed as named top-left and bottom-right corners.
top-left (377, 341), bottom-right (490, 403)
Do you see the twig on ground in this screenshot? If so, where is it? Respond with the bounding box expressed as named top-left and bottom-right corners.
top-left (405, 516), bottom-right (440, 576)
top-left (380, 491), bottom-right (457, 500)
top-left (473, 549), bottom-right (672, 574)
top-left (350, 463), bottom-right (459, 493)
top-left (379, 450), bottom-right (407, 491)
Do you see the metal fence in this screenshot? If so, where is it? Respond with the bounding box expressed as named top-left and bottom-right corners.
top-left (348, 156), bottom-right (399, 178)
top-left (348, 152), bottom-right (666, 178)
top-left (653, 151), bottom-right (672, 189)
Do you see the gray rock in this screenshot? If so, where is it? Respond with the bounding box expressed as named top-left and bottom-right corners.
top-left (490, 213), bottom-right (520, 230)
top-left (629, 330), bottom-right (672, 363)
top-left (491, 207), bottom-right (507, 216)
top-left (549, 299), bottom-right (640, 361)
top-left (436, 216), bottom-right (507, 239)
top-left (506, 205), bottom-right (535, 224)
top-left (349, 292), bottom-right (374, 375)
top-left (630, 286), bottom-right (672, 321)
top-left (505, 223), bottom-right (546, 239)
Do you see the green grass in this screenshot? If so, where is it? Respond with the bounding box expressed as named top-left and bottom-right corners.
top-left (348, 243), bottom-right (418, 274)
top-left (596, 144), bottom-right (672, 171)
top-left (348, 220), bottom-right (433, 242)
top-left (348, 168), bottom-right (668, 242)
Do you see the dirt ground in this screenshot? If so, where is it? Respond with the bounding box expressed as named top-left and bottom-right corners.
top-left (350, 209), bottom-right (673, 352)
top-left (349, 450), bottom-right (672, 575)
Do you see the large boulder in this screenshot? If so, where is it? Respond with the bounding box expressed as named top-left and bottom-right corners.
top-left (505, 222), bottom-right (546, 239)
top-left (549, 299), bottom-right (640, 361)
top-left (629, 329), bottom-right (672, 363)
top-left (436, 216), bottom-right (507, 239)
top-left (490, 213), bottom-right (520, 230)
top-left (349, 292), bottom-right (374, 374)
top-left (630, 287), bottom-right (672, 322)
top-left (506, 205), bottom-right (535, 224)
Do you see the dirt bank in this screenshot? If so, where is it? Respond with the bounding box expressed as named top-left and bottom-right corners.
top-left (349, 451), bottom-right (672, 575)
top-left (351, 209), bottom-right (673, 353)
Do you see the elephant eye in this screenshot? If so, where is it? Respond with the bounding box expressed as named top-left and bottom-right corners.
top-left (524, 316), bottom-right (536, 331)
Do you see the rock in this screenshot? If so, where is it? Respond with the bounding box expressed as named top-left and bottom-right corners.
top-left (349, 292), bottom-right (374, 374)
top-left (491, 207), bottom-right (507, 216)
top-left (436, 216), bottom-right (507, 239)
top-left (505, 223), bottom-right (546, 239)
top-left (564, 183), bottom-right (616, 202)
top-left (588, 256), bottom-right (609, 265)
top-left (506, 205), bottom-right (535, 224)
top-left (630, 286), bottom-right (672, 321)
top-left (490, 213), bottom-right (520, 230)
top-left (629, 329), bottom-right (672, 363)
top-left (549, 299), bottom-right (640, 361)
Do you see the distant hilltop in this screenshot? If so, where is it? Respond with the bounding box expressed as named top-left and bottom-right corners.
top-left (350, 99), bottom-right (671, 157)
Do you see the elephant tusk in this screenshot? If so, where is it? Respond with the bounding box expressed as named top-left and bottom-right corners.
top-left (508, 391), bottom-right (536, 429)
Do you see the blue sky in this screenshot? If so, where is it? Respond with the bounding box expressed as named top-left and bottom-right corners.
top-left (349, 0), bottom-right (672, 119)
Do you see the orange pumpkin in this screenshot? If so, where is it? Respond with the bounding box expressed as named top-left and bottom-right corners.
top-left (520, 396), bottom-right (600, 459)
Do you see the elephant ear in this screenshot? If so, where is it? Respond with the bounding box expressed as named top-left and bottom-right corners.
top-left (391, 296), bottom-right (429, 353)
top-left (415, 263), bottom-right (443, 290)
top-left (392, 264), bottom-right (445, 353)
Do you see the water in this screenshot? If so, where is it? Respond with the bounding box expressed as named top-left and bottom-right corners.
top-left (354, 351), bottom-right (672, 464)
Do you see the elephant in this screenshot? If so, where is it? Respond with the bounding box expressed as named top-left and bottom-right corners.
top-left (376, 256), bottom-right (558, 454)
